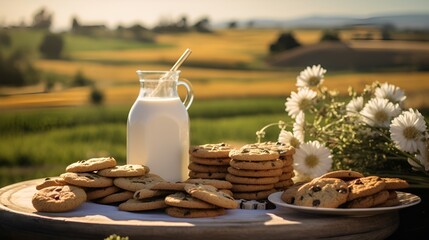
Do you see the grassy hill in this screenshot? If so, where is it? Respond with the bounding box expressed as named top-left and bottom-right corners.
top-left (268, 41), bottom-right (429, 70)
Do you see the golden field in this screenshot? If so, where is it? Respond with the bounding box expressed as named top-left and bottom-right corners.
top-left (1, 28), bottom-right (429, 110)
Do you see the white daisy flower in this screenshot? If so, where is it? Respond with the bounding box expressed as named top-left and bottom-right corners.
top-left (278, 130), bottom-right (301, 148)
top-left (374, 82), bottom-right (406, 106)
top-left (360, 98), bottom-right (401, 128)
top-left (293, 111), bottom-right (305, 143)
top-left (293, 141), bottom-right (332, 179)
top-left (285, 87), bottom-right (317, 119)
top-left (346, 96), bottom-right (364, 116)
top-left (390, 109), bottom-right (427, 153)
top-left (296, 65), bottom-right (327, 89)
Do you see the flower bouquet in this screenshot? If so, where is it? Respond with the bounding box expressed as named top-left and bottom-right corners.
top-left (257, 65), bottom-right (429, 187)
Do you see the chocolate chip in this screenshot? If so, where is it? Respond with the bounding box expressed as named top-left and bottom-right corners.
top-left (310, 186), bottom-right (321, 192)
top-left (338, 188), bottom-right (348, 194)
top-left (313, 199), bottom-right (321, 207)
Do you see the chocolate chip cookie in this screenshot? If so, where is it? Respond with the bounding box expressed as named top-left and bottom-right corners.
top-left (295, 178), bottom-right (349, 208)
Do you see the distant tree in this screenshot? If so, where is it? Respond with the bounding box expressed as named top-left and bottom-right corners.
top-left (246, 20), bottom-right (255, 29)
top-left (39, 33), bottom-right (64, 59)
top-left (177, 16), bottom-right (189, 30)
top-left (32, 8), bottom-right (53, 29)
top-left (153, 16), bottom-right (189, 33)
top-left (131, 24), bottom-right (152, 42)
top-left (381, 24), bottom-right (395, 41)
top-left (116, 24), bottom-right (125, 31)
top-left (269, 32), bottom-right (300, 53)
top-left (381, 30), bottom-right (392, 40)
top-left (320, 31), bottom-right (340, 42)
top-left (129, 23), bottom-right (148, 33)
top-left (72, 70), bottom-right (93, 87)
top-left (0, 31), bottom-right (11, 47)
top-left (71, 17), bottom-right (80, 30)
top-left (90, 87), bottom-right (104, 105)
top-left (44, 76), bottom-right (55, 92)
top-left (0, 49), bottom-right (40, 86)
top-left (228, 21), bottom-right (238, 29)
top-left (193, 17), bottom-right (211, 33)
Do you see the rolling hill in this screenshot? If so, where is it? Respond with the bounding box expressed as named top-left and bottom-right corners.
top-left (216, 13), bottom-right (429, 30)
top-left (267, 40), bottom-right (429, 70)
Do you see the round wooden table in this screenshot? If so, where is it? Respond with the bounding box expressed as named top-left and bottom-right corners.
top-left (0, 179), bottom-right (399, 240)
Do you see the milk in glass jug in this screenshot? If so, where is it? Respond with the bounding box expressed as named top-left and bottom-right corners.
top-left (127, 70), bottom-right (193, 181)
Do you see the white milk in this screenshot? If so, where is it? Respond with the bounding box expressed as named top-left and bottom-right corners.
top-left (127, 97), bottom-right (189, 182)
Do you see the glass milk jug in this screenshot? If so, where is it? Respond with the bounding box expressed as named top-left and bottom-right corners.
top-left (127, 70), bottom-right (193, 181)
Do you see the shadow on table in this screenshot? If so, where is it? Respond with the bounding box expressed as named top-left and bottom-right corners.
top-left (386, 188), bottom-right (429, 239)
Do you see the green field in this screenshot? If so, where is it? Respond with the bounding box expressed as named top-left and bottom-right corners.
top-left (0, 97), bottom-right (289, 187)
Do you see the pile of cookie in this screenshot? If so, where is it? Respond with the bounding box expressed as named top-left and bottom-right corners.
top-left (32, 157), bottom-right (150, 212)
top-left (226, 142), bottom-right (295, 201)
top-left (150, 179), bottom-right (237, 218)
top-left (32, 157), bottom-right (238, 217)
top-left (281, 170), bottom-right (409, 208)
top-left (188, 143), bottom-right (233, 180)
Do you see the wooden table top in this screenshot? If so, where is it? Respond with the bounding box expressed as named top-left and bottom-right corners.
top-left (0, 179), bottom-right (400, 240)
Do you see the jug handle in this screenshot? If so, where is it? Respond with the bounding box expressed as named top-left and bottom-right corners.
top-left (178, 78), bottom-right (194, 110)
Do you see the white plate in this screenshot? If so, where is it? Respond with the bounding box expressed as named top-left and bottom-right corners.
top-left (268, 191), bottom-right (421, 216)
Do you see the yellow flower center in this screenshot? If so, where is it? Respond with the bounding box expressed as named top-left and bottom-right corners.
top-left (299, 98), bottom-right (312, 111)
top-left (305, 154), bottom-right (319, 168)
top-left (403, 126), bottom-right (419, 140)
top-left (308, 76), bottom-right (320, 86)
top-left (290, 138), bottom-right (300, 148)
top-left (374, 110), bottom-right (388, 124)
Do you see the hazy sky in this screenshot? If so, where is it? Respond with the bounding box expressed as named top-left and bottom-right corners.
top-left (1, 0), bottom-right (429, 31)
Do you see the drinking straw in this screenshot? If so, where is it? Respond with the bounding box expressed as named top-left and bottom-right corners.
top-left (150, 48), bottom-right (192, 97)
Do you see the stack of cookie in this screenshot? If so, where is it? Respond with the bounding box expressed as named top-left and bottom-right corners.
top-left (253, 142), bottom-right (295, 190)
top-left (188, 143), bottom-right (233, 180)
top-left (226, 143), bottom-right (286, 200)
top-left (163, 183), bottom-right (238, 218)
